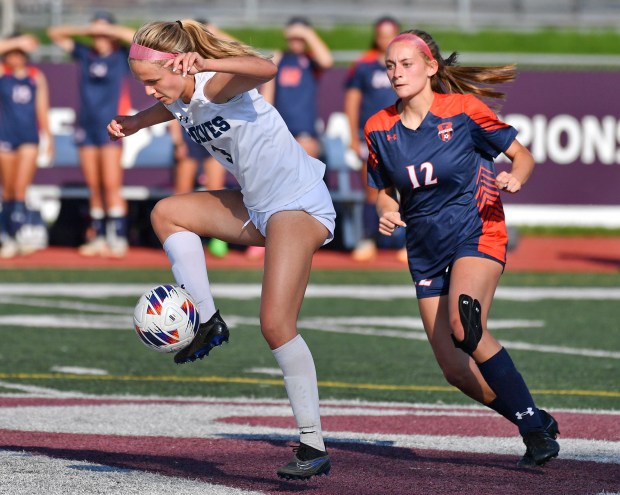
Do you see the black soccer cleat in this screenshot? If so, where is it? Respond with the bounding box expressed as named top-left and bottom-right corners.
top-left (277, 443), bottom-right (331, 481)
top-left (174, 310), bottom-right (229, 364)
top-left (518, 410), bottom-right (560, 467)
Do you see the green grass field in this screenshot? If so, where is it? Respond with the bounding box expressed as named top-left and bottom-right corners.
top-left (35, 26), bottom-right (620, 61)
top-left (0, 268), bottom-right (618, 412)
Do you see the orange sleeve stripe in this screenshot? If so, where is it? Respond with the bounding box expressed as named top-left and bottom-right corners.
top-left (475, 165), bottom-right (507, 262)
top-left (364, 105), bottom-right (400, 133)
top-left (469, 110), bottom-right (510, 132)
top-left (364, 106), bottom-right (400, 170)
top-left (432, 93), bottom-right (509, 132)
top-left (464, 94), bottom-right (510, 131)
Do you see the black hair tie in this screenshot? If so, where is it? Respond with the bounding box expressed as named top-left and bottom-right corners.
top-left (176, 20), bottom-right (183, 29)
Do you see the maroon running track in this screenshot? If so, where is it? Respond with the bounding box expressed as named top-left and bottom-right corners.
top-left (0, 396), bottom-right (618, 495)
top-left (1, 235), bottom-right (620, 272)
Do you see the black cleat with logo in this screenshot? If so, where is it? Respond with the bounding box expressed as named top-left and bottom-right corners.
top-left (518, 409), bottom-right (560, 467)
top-left (277, 443), bottom-right (331, 480)
top-left (174, 310), bottom-right (229, 364)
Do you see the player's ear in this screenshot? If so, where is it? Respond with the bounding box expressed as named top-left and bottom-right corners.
top-left (427, 59), bottom-right (439, 77)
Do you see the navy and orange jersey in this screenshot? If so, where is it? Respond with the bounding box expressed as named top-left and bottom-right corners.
top-left (72, 43), bottom-right (131, 129)
top-left (0, 64), bottom-right (40, 146)
top-left (365, 92), bottom-right (517, 280)
top-left (345, 50), bottom-right (396, 133)
top-left (274, 51), bottom-right (322, 137)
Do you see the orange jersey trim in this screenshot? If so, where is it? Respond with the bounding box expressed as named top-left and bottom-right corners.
top-left (475, 165), bottom-right (507, 262)
top-left (431, 93), bottom-right (510, 132)
top-left (364, 104), bottom-right (400, 170)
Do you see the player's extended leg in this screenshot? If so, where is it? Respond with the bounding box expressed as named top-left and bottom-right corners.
top-left (0, 150), bottom-right (18, 258)
top-left (261, 210), bottom-right (331, 480)
top-left (448, 256), bottom-right (559, 466)
top-left (202, 156), bottom-right (226, 191)
top-left (418, 295), bottom-right (497, 405)
top-left (151, 189), bottom-right (264, 364)
top-left (173, 156), bottom-right (198, 195)
top-left (11, 145), bottom-right (39, 254)
top-left (101, 144), bottom-right (128, 257)
top-left (77, 146), bottom-right (107, 256)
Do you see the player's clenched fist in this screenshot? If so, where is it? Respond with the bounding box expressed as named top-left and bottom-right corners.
top-left (107, 115), bottom-right (138, 140)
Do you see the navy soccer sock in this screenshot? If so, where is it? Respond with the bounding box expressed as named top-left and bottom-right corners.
top-left (10, 201), bottom-right (26, 236)
top-left (486, 397), bottom-right (518, 425)
top-left (477, 347), bottom-right (543, 435)
top-left (90, 209), bottom-right (106, 239)
top-left (0, 201), bottom-right (9, 240)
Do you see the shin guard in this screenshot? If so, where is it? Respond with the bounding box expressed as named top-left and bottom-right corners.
top-left (451, 294), bottom-right (483, 355)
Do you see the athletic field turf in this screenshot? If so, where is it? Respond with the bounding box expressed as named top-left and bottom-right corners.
top-left (0, 265), bottom-right (618, 495)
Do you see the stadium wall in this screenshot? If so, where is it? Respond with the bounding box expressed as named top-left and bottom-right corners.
top-left (32, 63), bottom-right (620, 228)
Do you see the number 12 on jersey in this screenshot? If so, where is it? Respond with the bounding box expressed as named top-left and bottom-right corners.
top-left (406, 162), bottom-right (438, 189)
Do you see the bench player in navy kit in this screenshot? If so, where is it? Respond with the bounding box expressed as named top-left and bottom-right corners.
top-left (365, 29), bottom-right (560, 467)
top-left (48, 12), bottom-right (135, 258)
top-left (0, 34), bottom-right (53, 258)
top-left (344, 17), bottom-right (406, 262)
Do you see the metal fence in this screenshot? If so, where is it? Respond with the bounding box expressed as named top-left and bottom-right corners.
top-left (3, 0), bottom-right (620, 35)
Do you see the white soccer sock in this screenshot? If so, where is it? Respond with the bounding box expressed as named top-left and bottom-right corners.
top-left (163, 231), bottom-right (216, 323)
top-left (272, 334), bottom-right (325, 452)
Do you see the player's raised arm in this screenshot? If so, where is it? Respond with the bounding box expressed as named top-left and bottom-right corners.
top-left (108, 102), bottom-right (173, 140)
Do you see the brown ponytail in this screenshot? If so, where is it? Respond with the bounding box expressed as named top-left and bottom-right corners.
top-left (403, 29), bottom-right (516, 102)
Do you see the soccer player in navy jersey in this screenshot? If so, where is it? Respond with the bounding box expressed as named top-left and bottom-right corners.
top-left (48, 12), bottom-right (135, 258)
top-left (344, 17), bottom-right (406, 263)
top-left (365, 29), bottom-right (560, 467)
top-left (0, 34), bottom-right (53, 258)
top-left (262, 17), bottom-right (333, 160)
top-left (255, 17), bottom-right (332, 261)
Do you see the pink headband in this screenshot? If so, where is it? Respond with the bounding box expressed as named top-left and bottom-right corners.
top-left (389, 33), bottom-right (435, 61)
top-left (129, 43), bottom-right (176, 60)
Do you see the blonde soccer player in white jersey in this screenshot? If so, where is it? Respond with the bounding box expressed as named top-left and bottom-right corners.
top-left (107, 19), bottom-right (334, 480)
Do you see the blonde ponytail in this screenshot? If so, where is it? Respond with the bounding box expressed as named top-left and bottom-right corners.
top-left (132, 19), bottom-right (268, 62)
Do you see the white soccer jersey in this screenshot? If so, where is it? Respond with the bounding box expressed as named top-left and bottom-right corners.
top-left (165, 71), bottom-right (326, 212)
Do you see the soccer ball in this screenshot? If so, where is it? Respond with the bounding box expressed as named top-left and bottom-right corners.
top-left (133, 284), bottom-right (200, 353)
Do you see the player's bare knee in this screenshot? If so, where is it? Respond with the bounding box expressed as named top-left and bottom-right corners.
top-left (449, 313), bottom-right (465, 342)
top-left (259, 313), bottom-right (278, 340)
top-left (441, 363), bottom-right (471, 390)
top-left (150, 198), bottom-right (174, 233)
top-left (450, 293), bottom-right (483, 356)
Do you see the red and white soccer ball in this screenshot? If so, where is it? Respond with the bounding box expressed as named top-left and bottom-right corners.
top-left (133, 284), bottom-right (200, 353)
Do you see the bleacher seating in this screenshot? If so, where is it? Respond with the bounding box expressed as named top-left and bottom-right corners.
top-left (322, 136), bottom-right (366, 250)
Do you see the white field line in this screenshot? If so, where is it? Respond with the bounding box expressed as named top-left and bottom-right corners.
top-left (0, 380), bottom-right (92, 397)
top-left (0, 398), bottom-right (618, 465)
top-left (0, 309), bottom-right (618, 359)
top-left (2, 284), bottom-right (620, 300)
top-left (0, 450), bottom-right (265, 495)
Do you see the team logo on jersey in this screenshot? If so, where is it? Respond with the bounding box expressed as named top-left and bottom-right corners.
top-left (386, 133), bottom-right (397, 141)
top-left (437, 122), bottom-right (454, 142)
top-left (89, 61), bottom-right (108, 79)
top-left (279, 66), bottom-right (302, 86)
top-left (187, 116), bottom-right (231, 144)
